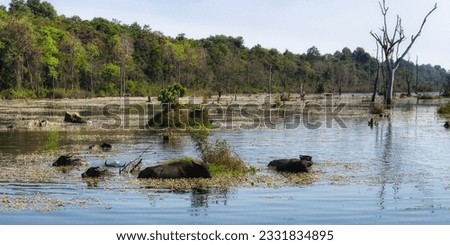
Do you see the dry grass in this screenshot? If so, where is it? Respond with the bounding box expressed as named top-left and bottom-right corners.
top-left (369, 103), bottom-right (385, 114)
top-left (438, 103), bottom-right (450, 114)
top-left (190, 127), bottom-right (250, 177)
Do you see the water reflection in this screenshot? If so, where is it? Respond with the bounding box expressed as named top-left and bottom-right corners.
top-left (189, 188), bottom-right (229, 216)
top-left (375, 116), bottom-right (403, 210)
top-left (143, 187), bottom-right (230, 217)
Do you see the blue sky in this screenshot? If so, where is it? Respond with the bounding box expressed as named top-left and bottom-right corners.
top-left (1, 0), bottom-right (449, 70)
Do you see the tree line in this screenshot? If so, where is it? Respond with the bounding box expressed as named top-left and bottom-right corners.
top-left (0, 0), bottom-right (448, 99)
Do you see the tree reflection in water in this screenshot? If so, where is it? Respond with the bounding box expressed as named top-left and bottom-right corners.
top-left (189, 188), bottom-right (229, 217)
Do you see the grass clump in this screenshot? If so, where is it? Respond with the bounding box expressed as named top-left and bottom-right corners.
top-left (438, 103), bottom-right (450, 114)
top-left (160, 157), bottom-right (196, 165)
top-left (190, 127), bottom-right (253, 177)
top-left (369, 103), bottom-right (384, 114)
top-left (0, 89), bottom-right (37, 100)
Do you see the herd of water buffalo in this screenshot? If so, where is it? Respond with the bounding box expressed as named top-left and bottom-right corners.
top-left (51, 143), bottom-right (313, 179)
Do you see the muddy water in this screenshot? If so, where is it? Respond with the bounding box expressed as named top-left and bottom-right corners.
top-left (1, 104), bottom-right (450, 224)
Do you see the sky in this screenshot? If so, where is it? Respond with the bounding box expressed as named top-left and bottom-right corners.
top-left (1, 0), bottom-right (449, 70)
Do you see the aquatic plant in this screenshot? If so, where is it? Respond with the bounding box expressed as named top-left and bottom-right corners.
top-left (189, 127), bottom-right (252, 177)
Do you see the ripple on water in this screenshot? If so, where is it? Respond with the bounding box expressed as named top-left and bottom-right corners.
top-left (1, 105), bottom-right (450, 224)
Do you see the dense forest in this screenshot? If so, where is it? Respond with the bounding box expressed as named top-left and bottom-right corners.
top-left (0, 0), bottom-right (449, 99)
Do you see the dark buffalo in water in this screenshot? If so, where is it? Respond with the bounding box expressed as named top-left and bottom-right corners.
top-left (268, 156), bottom-right (313, 173)
top-left (138, 159), bottom-right (211, 179)
top-left (89, 143), bottom-right (112, 151)
top-left (52, 155), bottom-right (89, 167)
top-left (82, 167), bottom-right (110, 178)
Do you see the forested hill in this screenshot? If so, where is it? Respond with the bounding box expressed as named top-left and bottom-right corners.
top-left (0, 0), bottom-right (448, 99)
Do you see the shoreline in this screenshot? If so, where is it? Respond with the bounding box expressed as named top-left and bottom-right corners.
top-left (1, 93), bottom-right (448, 132)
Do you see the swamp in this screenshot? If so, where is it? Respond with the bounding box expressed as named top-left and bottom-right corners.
top-left (1, 94), bottom-right (450, 224)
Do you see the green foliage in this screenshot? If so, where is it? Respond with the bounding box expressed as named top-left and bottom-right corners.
top-left (27, 0), bottom-right (57, 19)
top-left (0, 88), bottom-right (36, 99)
top-left (40, 26), bottom-right (60, 83)
top-left (103, 82), bottom-right (120, 97)
top-left (0, 1), bottom-right (448, 99)
top-left (51, 87), bottom-right (65, 99)
top-left (190, 128), bottom-right (249, 177)
top-left (157, 82), bottom-right (187, 105)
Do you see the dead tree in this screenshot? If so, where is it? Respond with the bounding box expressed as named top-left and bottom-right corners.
top-left (371, 43), bottom-right (381, 103)
top-left (370, 0), bottom-right (437, 105)
top-left (415, 56), bottom-right (419, 94)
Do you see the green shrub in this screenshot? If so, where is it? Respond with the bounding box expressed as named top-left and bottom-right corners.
top-left (0, 89), bottom-right (37, 99)
top-left (66, 89), bottom-right (95, 99)
top-left (158, 82), bottom-right (187, 106)
top-left (51, 88), bottom-right (66, 99)
top-left (190, 128), bottom-right (250, 177)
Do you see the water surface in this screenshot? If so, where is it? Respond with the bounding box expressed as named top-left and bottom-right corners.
top-left (1, 104), bottom-right (449, 224)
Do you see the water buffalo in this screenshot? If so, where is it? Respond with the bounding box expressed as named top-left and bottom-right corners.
top-left (138, 159), bottom-right (211, 179)
top-left (300, 155), bottom-right (312, 161)
top-left (52, 155), bottom-right (89, 167)
top-left (89, 143), bottom-right (112, 151)
top-left (82, 167), bottom-right (110, 178)
top-left (268, 157), bottom-right (313, 173)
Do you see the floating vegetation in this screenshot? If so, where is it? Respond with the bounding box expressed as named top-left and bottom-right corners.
top-left (136, 176), bottom-right (243, 191)
top-left (0, 194), bottom-right (109, 212)
top-left (0, 194), bottom-right (64, 212)
top-left (0, 133), bottom-right (439, 213)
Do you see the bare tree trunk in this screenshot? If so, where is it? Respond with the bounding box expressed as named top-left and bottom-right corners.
top-left (386, 66), bottom-right (397, 105)
top-left (415, 56), bottom-right (419, 94)
top-left (407, 76), bottom-right (411, 97)
top-left (371, 44), bottom-right (381, 102)
top-left (371, 68), bottom-right (379, 103)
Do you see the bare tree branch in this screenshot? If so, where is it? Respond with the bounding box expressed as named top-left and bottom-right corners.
top-left (395, 3), bottom-right (438, 67)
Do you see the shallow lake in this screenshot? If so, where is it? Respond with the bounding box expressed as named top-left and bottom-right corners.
top-left (1, 104), bottom-right (449, 224)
